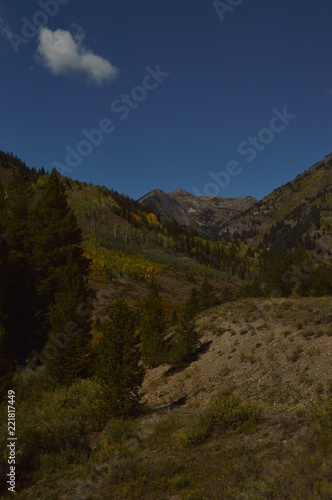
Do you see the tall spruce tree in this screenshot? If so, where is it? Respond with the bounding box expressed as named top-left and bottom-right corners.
top-left (0, 180), bottom-right (7, 330)
top-left (29, 168), bottom-right (88, 346)
top-left (96, 295), bottom-right (145, 417)
top-left (45, 254), bottom-right (94, 385)
top-left (0, 180), bottom-right (13, 391)
top-left (171, 300), bottom-right (199, 365)
top-left (140, 278), bottom-right (167, 367)
top-left (188, 286), bottom-right (199, 312)
top-left (198, 279), bottom-right (219, 311)
top-left (27, 170), bottom-right (95, 384)
top-left (1, 168), bottom-right (36, 365)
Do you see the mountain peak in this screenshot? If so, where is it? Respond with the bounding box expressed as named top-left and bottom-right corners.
top-left (169, 189), bottom-right (193, 197)
top-left (139, 189), bottom-right (258, 237)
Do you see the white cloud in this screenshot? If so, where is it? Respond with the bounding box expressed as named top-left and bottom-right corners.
top-left (37, 27), bottom-right (118, 85)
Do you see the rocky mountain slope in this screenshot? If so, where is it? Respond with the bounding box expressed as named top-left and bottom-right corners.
top-left (143, 296), bottom-right (332, 412)
top-left (138, 188), bottom-right (257, 238)
top-left (139, 154), bottom-right (332, 260)
top-left (219, 154), bottom-right (332, 248)
top-left (137, 188), bottom-right (195, 230)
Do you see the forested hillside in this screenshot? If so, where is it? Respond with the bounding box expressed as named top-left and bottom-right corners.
top-left (220, 153), bottom-right (332, 256)
top-left (0, 150), bottom-right (331, 304)
top-left (0, 150), bottom-right (331, 497)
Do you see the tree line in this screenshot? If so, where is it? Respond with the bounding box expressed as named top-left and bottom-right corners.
top-left (0, 168), bottom-right (93, 392)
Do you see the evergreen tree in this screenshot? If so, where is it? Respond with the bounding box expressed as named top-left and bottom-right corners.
top-left (0, 181), bottom-right (13, 392)
top-left (243, 276), bottom-right (263, 298)
top-left (1, 168), bottom-right (36, 365)
top-left (96, 295), bottom-right (145, 417)
top-left (311, 263), bottom-right (332, 296)
top-left (29, 168), bottom-right (88, 343)
top-left (171, 300), bottom-right (200, 365)
top-left (0, 181), bottom-right (7, 325)
top-left (188, 286), bottom-right (199, 312)
top-left (264, 253), bottom-right (292, 297)
top-left (0, 180), bottom-right (5, 212)
top-left (198, 279), bottom-right (219, 311)
top-left (45, 254), bottom-right (94, 385)
top-left (140, 278), bottom-right (167, 367)
top-left (221, 286), bottom-right (233, 303)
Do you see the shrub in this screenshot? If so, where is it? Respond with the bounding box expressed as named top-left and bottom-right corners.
top-left (97, 417), bottom-right (135, 460)
top-left (105, 417), bottom-right (134, 445)
top-left (310, 398), bottom-right (332, 455)
top-left (1, 378), bottom-right (105, 491)
top-left (315, 383), bottom-right (325, 396)
top-left (301, 329), bottom-right (315, 339)
top-left (287, 345), bottom-right (303, 362)
top-left (182, 391), bottom-right (262, 445)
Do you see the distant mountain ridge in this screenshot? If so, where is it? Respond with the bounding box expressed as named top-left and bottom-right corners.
top-left (138, 189), bottom-right (257, 238)
top-left (138, 154), bottom-right (332, 259)
top-left (217, 153), bottom-right (332, 259)
top-left (1, 149), bottom-right (331, 262)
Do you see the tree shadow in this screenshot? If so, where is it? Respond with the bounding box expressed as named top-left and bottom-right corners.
top-left (196, 339), bottom-right (213, 357)
top-left (163, 340), bottom-right (213, 376)
top-left (153, 395), bottom-right (188, 413)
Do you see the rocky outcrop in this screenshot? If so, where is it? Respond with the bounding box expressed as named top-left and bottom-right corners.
top-left (138, 188), bottom-right (257, 237)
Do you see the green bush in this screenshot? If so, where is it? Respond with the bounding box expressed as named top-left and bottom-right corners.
top-left (104, 417), bottom-right (134, 445)
top-left (1, 378), bottom-right (105, 491)
top-left (311, 398), bottom-right (332, 437)
top-left (287, 344), bottom-right (303, 362)
top-left (183, 391), bottom-right (262, 445)
top-left (301, 328), bottom-right (315, 339)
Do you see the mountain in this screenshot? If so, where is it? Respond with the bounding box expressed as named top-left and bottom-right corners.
top-left (1, 150), bottom-right (331, 498)
top-left (137, 188), bottom-right (195, 230)
top-left (139, 155), bottom-right (332, 260)
top-left (218, 153), bottom-right (332, 259)
top-left (0, 149), bottom-right (331, 296)
top-left (138, 188), bottom-right (257, 238)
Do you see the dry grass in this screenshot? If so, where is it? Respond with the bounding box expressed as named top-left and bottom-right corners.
top-left (143, 297), bottom-right (332, 412)
top-left (12, 297), bottom-right (332, 499)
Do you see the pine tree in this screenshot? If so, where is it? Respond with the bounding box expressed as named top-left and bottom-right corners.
top-left (0, 181), bottom-right (7, 325)
top-left (198, 279), bottom-right (219, 311)
top-left (243, 276), bottom-right (263, 298)
top-left (188, 286), bottom-right (199, 312)
top-left (140, 278), bottom-right (167, 367)
top-left (311, 263), bottom-right (332, 296)
top-left (1, 168), bottom-right (36, 365)
top-left (171, 300), bottom-right (200, 366)
top-left (264, 253), bottom-right (292, 297)
top-left (29, 168), bottom-right (88, 343)
top-left (221, 286), bottom-right (233, 303)
top-left (0, 181), bottom-right (14, 392)
top-left (45, 254), bottom-right (94, 385)
top-left (0, 180), bottom-right (5, 213)
top-left (96, 295), bottom-right (145, 417)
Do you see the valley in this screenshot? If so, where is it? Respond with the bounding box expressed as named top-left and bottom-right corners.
top-left (0, 149), bottom-right (331, 499)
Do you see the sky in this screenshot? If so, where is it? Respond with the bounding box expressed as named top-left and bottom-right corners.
top-left (0, 0), bottom-right (332, 201)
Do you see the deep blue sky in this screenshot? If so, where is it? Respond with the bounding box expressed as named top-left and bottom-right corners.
top-left (0, 1), bottom-right (331, 200)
